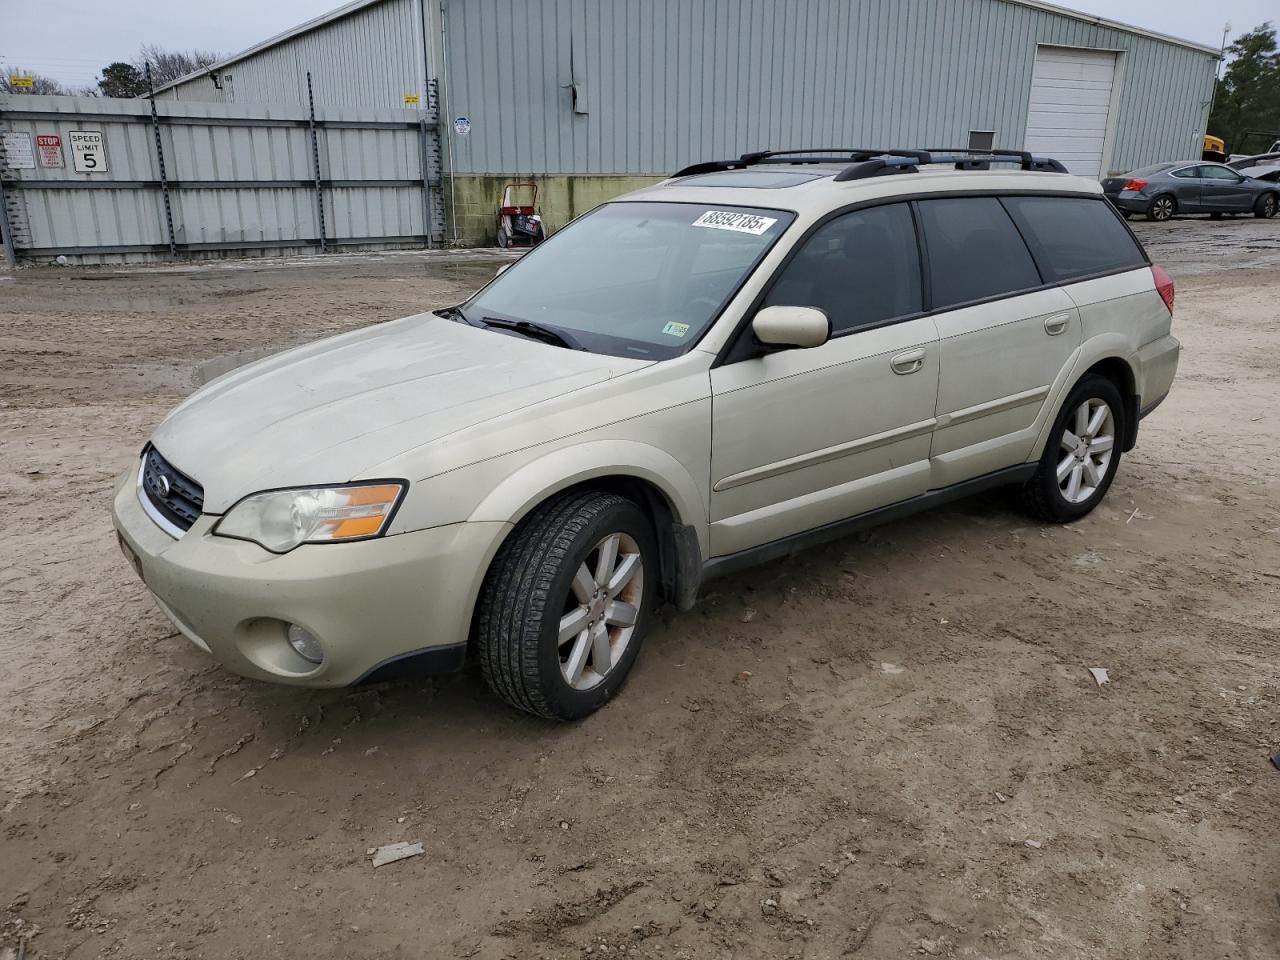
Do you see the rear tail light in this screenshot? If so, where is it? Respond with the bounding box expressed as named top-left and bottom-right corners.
top-left (1123, 179), bottom-right (1147, 191)
top-left (1152, 265), bottom-right (1175, 315)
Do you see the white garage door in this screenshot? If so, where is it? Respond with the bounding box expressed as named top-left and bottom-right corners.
top-left (1023, 46), bottom-right (1117, 178)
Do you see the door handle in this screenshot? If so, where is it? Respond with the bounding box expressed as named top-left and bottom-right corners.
top-left (890, 348), bottom-right (926, 375)
top-left (1043, 313), bottom-right (1071, 336)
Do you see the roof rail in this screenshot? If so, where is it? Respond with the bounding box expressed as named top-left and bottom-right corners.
top-left (672, 147), bottom-right (1068, 181)
top-left (671, 148), bottom-right (930, 178)
top-left (922, 148), bottom-right (1069, 173)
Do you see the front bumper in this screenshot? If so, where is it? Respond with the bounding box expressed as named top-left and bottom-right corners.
top-left (1104, 192), bottom-right (1150, 213)
top-left (111, 467), bottom-right (510, 687)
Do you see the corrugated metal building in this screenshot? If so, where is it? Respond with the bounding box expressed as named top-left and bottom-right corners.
top-left (156, 0), bottom-right (1220, 243)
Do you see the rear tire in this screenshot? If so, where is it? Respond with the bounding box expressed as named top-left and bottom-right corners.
top-left (1021, 375), bottom-right (1125, 524)
top-left (1146, 194), bottom-right (1176, 222)
top-left (474, 490), bottom-right (657, 720)
top-left (1254, 193), bottom-right (1278, 219)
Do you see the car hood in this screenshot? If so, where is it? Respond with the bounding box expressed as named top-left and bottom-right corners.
top-left (151, 314), bottom-right (650, 512)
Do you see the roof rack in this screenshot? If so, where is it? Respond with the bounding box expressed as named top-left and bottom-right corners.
top-left (671, 147), bottom-right (1068, 181)
top-left (921, 148), bottom-right (1069, 173)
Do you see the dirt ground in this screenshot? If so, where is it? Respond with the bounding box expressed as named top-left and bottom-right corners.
top-left (1, 217), bottom-right (1278, 960)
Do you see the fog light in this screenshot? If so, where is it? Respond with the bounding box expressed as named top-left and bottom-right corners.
top-left (286, 624), bottom-right (324, 665)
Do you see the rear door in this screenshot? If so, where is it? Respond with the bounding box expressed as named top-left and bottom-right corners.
top-left (920, 197), bottom-right (1081, 488)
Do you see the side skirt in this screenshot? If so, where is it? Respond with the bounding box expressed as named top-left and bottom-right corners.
top-left (701, 464), bottom-right (1038, 583)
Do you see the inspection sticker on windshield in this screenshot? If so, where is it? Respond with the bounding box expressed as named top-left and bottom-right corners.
top-left (662, 321), bottom-right (690, 338)
top-left (692, 210), bottom-right (778, 235)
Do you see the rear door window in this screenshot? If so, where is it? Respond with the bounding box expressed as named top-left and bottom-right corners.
top-left (762, 202), bottom-right (922, 334)
top-left (1001, 196), bottom-right (1147, 283)
top-left (916, 198), bottom-right (1042, 309)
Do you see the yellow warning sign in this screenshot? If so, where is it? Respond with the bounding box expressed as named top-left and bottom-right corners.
top-left (403, 94), bottom-right (420, 105)
top-left (10, 75), bottom-right (34, 89)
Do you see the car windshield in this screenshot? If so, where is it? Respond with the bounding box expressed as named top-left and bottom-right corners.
top-left (1125, 163), bottom-right (1177, 177)
top-left (462, 201), bottom-right (794, 359)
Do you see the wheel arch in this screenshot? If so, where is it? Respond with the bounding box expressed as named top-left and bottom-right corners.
top-left (1081, 356), bottom-right (1140, 451)
top-left (1031, 342), bottom-right (1140, 461)
top-left (467, 441), bottom-right (708, 611)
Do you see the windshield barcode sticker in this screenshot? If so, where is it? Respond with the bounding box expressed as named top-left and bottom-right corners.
top-left (692, 210), bottom-right (778, 235)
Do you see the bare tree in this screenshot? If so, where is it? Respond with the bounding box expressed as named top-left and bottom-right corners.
top-left (133, 44), bottom-right (223, 88)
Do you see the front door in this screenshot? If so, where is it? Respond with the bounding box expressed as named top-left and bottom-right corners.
top-left (709, 202), bottom-right (940, 557)
top-left (1199, 164), bottom-right (1253, 211)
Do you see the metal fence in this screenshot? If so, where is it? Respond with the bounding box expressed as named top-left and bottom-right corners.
top-left (0, 88), bottom-right (444, 264)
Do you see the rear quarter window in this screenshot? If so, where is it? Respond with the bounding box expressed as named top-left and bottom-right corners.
top-left (1002, 196), bottom-right (1147, 283)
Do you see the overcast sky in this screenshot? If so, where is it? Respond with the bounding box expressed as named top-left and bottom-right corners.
top-left (2, 0), bottom-right (1275, 89)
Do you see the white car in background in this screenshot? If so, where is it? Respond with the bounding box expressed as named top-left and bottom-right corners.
top-left (1227, 152), bottom-right (1280, 184)
top-left (113, 147), bottom-right (1180, 720)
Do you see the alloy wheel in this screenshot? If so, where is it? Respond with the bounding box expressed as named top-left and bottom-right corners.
top-left (1057, 398), bottom-right (1115, 504)
top-left (557, 532), bottom-right (644, 690)
top-left (1152, 197), bottom-right (1174, 221)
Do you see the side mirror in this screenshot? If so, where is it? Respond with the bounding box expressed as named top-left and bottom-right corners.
top-left (752, 305), bottom-right (831, 350)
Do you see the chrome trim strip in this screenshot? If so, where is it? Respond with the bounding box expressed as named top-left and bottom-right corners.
top-left (935, 385), bottom-right (1050, 429)
top-left (136, 458), bottom-right (185, 540)
top-left (713, 418), bottom-right (937, 492)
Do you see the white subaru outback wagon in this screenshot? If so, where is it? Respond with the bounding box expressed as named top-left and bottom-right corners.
top-left (112, 148), bottom-right (1180, 720)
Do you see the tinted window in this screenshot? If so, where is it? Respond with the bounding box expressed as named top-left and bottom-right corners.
top-left (763, 203), bottom-right (921, 334)
top-left (1170, 167), bottom-right (1199, 179)
top-left (1002, 196), bottom-right (1146, 283)
top-left (917, 198), bottom-right (1041, 309)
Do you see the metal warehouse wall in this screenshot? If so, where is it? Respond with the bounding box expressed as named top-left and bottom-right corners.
top-left (159, 0), bottom-right (433, 111)
top-left (444, 0), bottom-right (1218, 176)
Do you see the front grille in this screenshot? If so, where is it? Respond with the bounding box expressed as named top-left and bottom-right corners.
top-left (141, 446), bottom-right (204, 532)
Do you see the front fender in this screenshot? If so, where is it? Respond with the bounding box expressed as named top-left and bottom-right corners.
top-left (467, 439), bottom-right (709, 557)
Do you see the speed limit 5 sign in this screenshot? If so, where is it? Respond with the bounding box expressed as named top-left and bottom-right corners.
top-left (69, 130), bottom-right (108, 173)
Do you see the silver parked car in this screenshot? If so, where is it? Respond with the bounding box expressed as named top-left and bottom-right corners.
top-left (1102, 161), bottom-right (1280, 221)
top-left (113, 148), bottom-right (1181, 720)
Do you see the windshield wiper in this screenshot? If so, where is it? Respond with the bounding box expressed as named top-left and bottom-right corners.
top-left (433, 304), bottom-right (477, 325)
top-left (480, 316), bottom-right (586, 351)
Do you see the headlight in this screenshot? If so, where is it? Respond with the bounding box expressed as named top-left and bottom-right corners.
top-left (213, 481), bottom-right (406, 553)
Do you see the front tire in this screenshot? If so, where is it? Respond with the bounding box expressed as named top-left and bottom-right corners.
top-left (1022, 375), bottom-right (1125, 523)
top-left (474, 490), bottom-right (657, 720)
top-left (1147, 194), bottom-right (1176, 222)
top-left (1255, 193), bottom-right (1278, 219)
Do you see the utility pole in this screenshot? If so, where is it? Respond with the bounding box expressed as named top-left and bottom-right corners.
top-left (1207, 22), bottom-right (1231, 123)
